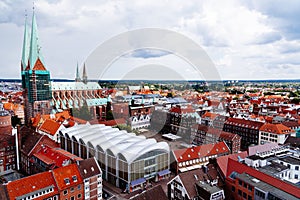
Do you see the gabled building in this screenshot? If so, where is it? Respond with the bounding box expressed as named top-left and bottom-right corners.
top-left (170, 141), bottom-right (230, 174)
top-left (37, 119), bottom-right (65, 143)
top-left (77, 157), bottom-right (103, 200)
top-left (19, 128), bottom-right (58, 175)
top-left (52, 163), bottom-right (84, 200)
top-left (167, 164), bottom-right (224, 200)
top-left (259, 123), bottom-right (295, 145)
top-left (6, 171), bottom-right (59, 200)
top-left (31, 145), bottom-right (82, 174)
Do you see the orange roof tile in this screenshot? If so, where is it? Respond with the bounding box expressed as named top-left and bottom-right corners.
top-left (259, 123), bottom-right (294, 134)
top-left (39, 119), bottom-right (61, 136)
top-left (6, 171), bottom-right (58, 200)
top-left (52, 164), bottom-right (83, 190)
top-left (173, 141), bottom-right (230, 162)
top-left (216, 151), bottom-right (248, 177)
top-left (202, 112), bottom-right (219, 120)
top-left (33, 145), bottom-right (82, 167)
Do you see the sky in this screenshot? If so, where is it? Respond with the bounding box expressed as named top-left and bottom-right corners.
top-left (1, 0), bottom-right (300, 80)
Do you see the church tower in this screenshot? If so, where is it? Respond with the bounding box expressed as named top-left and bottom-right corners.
top-left (82, 63), bottom-right (88, 84)
top-left (75, 62), bottom-right (81, 82)
top-left (21, 10), bottom-right (52, 124)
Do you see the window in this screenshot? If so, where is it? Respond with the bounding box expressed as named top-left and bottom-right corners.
top-left (248, 196), bottom-right (252, 200)
top-left (63, 190), bottom-right (68, 196)
top-left (70, 196), bottom-right (75, 200)
top-left (77, 194), bottom-right (82, 199)
top-left (70, 187), bottom-right (74, 192)
top-left (295, 166), bottom-right (299, 171)
top-left (239, 180), bottom-right (242, 186)
top-left (77, 185), bottom-right (81, 190)
top-left (295, 174), bottom-right (298, 179)
top-left (248, 185), bottom-right (252, 191)
top-left (64, 178), bottom-right (70, 185)
top-left (238, 189), bottom-right (242, 196)
top-left (232, 186), bottom-right (235, 192)
top-left (243, 192), bottom-right (247, 199)
top-left (243, 182), bottom-right (247, 188)
top-left (72, 175), bottom-right (77, 182)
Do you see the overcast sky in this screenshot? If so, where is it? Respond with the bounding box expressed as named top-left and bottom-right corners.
top-left (1, 0), bottom-right (300, 80)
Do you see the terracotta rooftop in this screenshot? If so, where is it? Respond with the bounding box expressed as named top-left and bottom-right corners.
top-left (259, 123), bottom-right (294, 134)
top-left (225, 118), bottom-right (264, 129)
top-left (33, 145), bottom-right (82, 168)
top-left (216, 151), bottom-right (248, 177)
top-left (52, 164), bottom-right (83, 190)
top-left (6, 171), bottom-right (58, 200)
top-left (39, 119), bottom-right (61, 136)
top-left (173, 141), bottom-right (230, 163)
top-left (202, 112), bottom-right (219, 120)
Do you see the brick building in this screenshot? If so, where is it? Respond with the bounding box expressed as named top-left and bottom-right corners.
top-left (0, 134), bottom-right (16, 172)
top-left (223, 118), bottom-right (264, 150)
top-left (191, 125), bottom-right (241, 153)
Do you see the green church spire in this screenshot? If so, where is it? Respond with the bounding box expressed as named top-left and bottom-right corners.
top-left (21, 12), bottom-right (30, 71)
top-left (28, 9), bottom-right (45, 69)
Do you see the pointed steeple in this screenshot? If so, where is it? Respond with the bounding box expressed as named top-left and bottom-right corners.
top-left (28, 9), bottom-right (45, 70)
top-left (21, 12), bottom-right (30, 71)
top-left (75, 62), bottom-right (81, 82)
top-left (82, 63), bottom-right (88, 84)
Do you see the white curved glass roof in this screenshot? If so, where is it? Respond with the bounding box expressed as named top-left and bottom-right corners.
top-left (63, 124), bottom-right (169, 164)
top-left (119, 141), bottom-right (169, 163)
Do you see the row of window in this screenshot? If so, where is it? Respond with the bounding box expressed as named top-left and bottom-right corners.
top-left (63, 185), bottom-right (81, 195)
top-left (20, 187), bottom-right (54, 200)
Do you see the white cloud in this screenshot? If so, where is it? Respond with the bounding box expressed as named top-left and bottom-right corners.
top-left (0, 0), bottom-right (300, 80)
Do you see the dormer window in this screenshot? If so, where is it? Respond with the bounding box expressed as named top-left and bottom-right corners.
top-left (72, 175), bottom-right (77, 182)
top-left (64, 178), bottom-right (70, 185)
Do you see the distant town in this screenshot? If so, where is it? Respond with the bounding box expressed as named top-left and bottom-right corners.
top-left (1, 6), bottom-right (300, 200)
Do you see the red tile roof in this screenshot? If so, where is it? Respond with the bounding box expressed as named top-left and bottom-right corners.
top-left (6, 171), bottom-right (58, 200)
top-left (259, 123), bottom-right (294, 134)
top-left (216, 151), bottom-right (248, 177)
top-left (202, 112), bottom-right (219, 120)
top-left (26, 135), bottom-right (59, 157)
top-left (169, 106), bottom-right (181, 113)
top-left (173, 141), bottom-right (230, 162)
top-left (39, 119), bottom-right (61, 136)
top-left (226, 159), bottom-right (300, 198)
top-left (33, 145), bottom-right (82, 168)
top-left (225, 118), bottom-right (264, 129)
top-left (52, 164), bottom-right (83, 190)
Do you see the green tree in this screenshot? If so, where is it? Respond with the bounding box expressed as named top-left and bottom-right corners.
top-left (72, 103), bottom-right (92, 121)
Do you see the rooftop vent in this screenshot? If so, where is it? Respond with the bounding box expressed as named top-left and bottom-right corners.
top-left (251, 178), bottom-right (260, 183)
